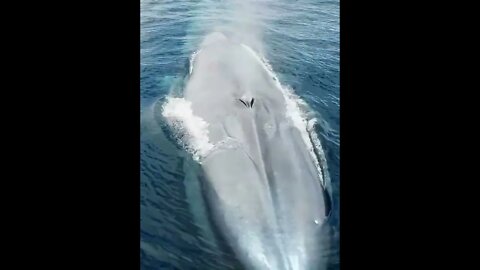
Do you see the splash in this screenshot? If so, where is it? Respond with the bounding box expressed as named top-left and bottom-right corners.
top-left (189, 50), bottom-right (200, 75)
top-left (162, 97), bottom-right (214, 162)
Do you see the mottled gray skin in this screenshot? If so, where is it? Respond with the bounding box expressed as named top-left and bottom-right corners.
top-left (184, 32), bottom-right (330, 270)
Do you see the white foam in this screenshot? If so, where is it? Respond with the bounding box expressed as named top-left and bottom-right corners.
top-left (307, 118), bottom-right (332, 189)
top-left (241, 43), bottom-right (327, 186)
top-left (189, 50), bottom-right (200, 75)
top-left (162, 97), bottom-right (214, 162)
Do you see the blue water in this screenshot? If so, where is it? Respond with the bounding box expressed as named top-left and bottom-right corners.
top-left (140, 0), bottom-right (339, 269)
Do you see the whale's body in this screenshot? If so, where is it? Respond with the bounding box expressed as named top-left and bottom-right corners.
top-left (184, 32), bottom-right (330, 270)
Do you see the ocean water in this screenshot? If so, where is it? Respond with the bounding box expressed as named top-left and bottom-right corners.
top-left (140, 0), bottom-right (339, 269)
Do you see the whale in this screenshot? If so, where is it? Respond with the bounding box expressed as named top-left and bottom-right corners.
top-left (183, 32), bottom-right (331, 270)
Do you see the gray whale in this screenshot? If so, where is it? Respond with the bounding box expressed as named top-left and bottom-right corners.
top-left (184, 32), bottom-right (331, 270)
